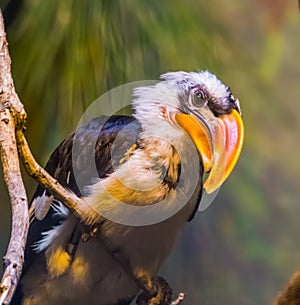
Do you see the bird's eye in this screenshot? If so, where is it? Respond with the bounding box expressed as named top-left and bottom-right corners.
top-left (191, 89), bottom-right (206, 107)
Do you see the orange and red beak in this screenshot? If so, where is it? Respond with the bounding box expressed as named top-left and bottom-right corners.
top-left (175, 108), bottom-right (244, 194)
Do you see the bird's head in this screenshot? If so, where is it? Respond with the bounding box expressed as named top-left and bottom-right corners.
top-left (133, 71), bottom-right (244, 194)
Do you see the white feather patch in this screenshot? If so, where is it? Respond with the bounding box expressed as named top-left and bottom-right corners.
top-left (52, 201), bottom-right (69, 218)
top-left (33, 223), bottom-right (65, 253)
top-left (30, 191), bottom-right (54, 221)
top-left (161, 70), bottom-right (229, 100)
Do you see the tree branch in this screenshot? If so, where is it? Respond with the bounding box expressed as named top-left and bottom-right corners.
top-left (16, 130), bottom-right (82, 213)
top-left (0, 10), bottom-right (28, 305)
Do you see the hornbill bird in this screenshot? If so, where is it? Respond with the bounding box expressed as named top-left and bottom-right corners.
top-left (12, 71), bottom-right (244, 305)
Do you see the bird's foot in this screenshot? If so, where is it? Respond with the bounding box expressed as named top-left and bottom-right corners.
top-left (136, 276), bottom-right (173, 305)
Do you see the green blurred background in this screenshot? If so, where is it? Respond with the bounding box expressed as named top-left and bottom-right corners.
top-left (0, 0), bottom-right (299, 304)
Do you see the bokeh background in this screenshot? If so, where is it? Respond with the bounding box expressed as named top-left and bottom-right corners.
top-left (0, 1), bottom-right (299, 304)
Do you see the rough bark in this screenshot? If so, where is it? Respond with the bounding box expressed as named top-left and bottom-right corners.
top-left (0, 10), bottom-right (28, 305)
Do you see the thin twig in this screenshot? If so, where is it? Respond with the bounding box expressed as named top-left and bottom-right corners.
top-left (15, 130), bottom-right (82, 214)
top-left (171, 293), bottom-right (185, 305)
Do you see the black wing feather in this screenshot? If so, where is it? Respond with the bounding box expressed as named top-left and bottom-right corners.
top-left (12, 115), bottom-right (140, 305)
top-left (27, 114), bottom-right (140, 254)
